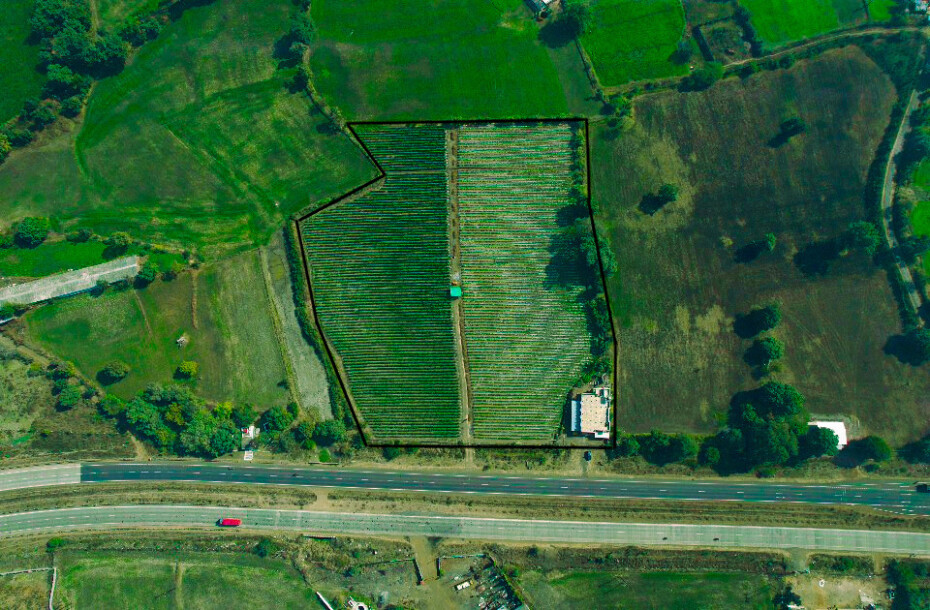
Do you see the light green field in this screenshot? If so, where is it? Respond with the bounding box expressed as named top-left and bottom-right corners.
top-left (25, 251), bottom-right (290, 406)
top-left (0, 0), bottom-right (375, 258)
top-left (95, 0), bottom-right (160, 28)
top-left (911, 201), bottom-right (930, 274)
top-left (0, 240), bottom-right (107, 278)
top-left (868, 0), bottom-right (896, 21)
top-left (537, 571), bottom-right (775, 609)
top-left (310, 0), bottom-right (568, 120)
top-left (739, 0), bottom-right (866, 47)
top-left (580, 0), bottom-right (688, 85)
top-left (0, 0), bottom-right (46, 122)
top-left (57, 553), bottom-right (316, 609)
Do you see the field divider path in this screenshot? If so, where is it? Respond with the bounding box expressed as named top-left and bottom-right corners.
top-left (258, 247), bottom-right (303, 409)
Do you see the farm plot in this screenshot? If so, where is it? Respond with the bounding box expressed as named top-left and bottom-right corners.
top-left (457, 124), bottom-right (594, 441)
top-left (301, 124), bottom-right (461, 441)
top-left (738, 0), bottom-right (868, 48)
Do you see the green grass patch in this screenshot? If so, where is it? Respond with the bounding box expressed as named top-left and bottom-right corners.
top-left (310, 0), bottom-right (568, 120)
top-left (739, 0), bottom-right (864, 47)
top-left (910, 201), bottom-right (930, 275)
top-left (0, 240), bottom-right (107, 278)
top-left (580, 0), bottom-right (688, 85)
top-left (24, 250), bottom-right (290, 406)
top-left (546, 571), bottom-right (774, 609)
top-left (592, 46), bottom-right (930, 443)
top-left (57, 552), bottom-right (315, 609)
top-left (868, 0), bottom-right (896, 21)
top-left (0, 0), bottom-right (375, 258)
top-left (0, 0), bottom-right (46, 122)
top-left (95, 0), bottom-right (160, 29)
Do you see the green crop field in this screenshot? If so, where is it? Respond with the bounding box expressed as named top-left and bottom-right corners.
top-left (310, 0), bottom-right (569, 120)
top-left (523, 570), bottom-right (775, 609)
top-left (25, 250), bottom-right (290, 406)
top-left (0, 0), bottom-right (376, 258)
top-left (0, 240), bottom-right (107, 279)
top-left (301, 125), bottom-right (461, 441)
top-left (0, 0), bottom-right (46, 123)
top-left (592, 46), bottom-right (930, 443)
top-left (580, 0), bottom-right (688, 85)
top-left (56, 552), bottom-right (315, 608)
top-left (457, 124), bottom-right (593, 441)
top-left (739, 0), bottom-right (868, 47)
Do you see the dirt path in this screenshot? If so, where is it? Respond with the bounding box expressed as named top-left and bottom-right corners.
top-left (132, 291), bottom-right (155, 340)
top-left (881, 89), bottom-right (925, 321)
top-left (446, 128), bottom-right (474, 447)
top-left (190, 270), bottom-right (199, 330)
top-left (258, 247), bottom-right (303, 409)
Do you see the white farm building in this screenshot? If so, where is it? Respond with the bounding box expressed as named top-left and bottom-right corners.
top-left (569, 385), bottom-right (611, 440)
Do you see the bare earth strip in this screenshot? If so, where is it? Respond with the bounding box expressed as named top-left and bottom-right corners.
top-left (0, 257), bottom-right (139, 306)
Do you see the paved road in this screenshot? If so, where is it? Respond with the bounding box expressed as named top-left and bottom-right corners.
top-left (2, 505), bottom-right (929, 555)
top-left (880, 89), bottom-right (924, 318)
top-left (0, 465), bottom-right (81, 492)
top-left (79, 463), bottom-right (930, 515)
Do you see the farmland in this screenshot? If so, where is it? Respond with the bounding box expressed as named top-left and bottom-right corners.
top-left (0, 0), bottom-right (46, 123)
top-left (302, 122), bottom-right (602, 444)
top-left (24, 251), bottom-right (291, 406)
top-left (911, 201), bottom-right (930, 274)
top-left (579, 0), bottom-right (689, 85)
top-left (310, 0), bottom-right (569, 120)
top-left (592, 46), bottom-right (930, 443)
top-left (457, 124), bottom-right (594, 441)
top-left (0, 0), bottom-right (375, 257)
top-left (301, 124), bottom-right (461, 442)
top-left (739, 0), bottom-right (867, 48)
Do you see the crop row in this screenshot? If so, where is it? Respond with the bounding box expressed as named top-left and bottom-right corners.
top-left (457, 123), bottom-right (593, 441)
top-left (353, 123), bottom-right (448, 172)
top-left (302, 150), bottom-right (460, 440)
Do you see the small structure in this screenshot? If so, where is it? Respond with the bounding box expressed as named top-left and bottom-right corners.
top-left (449, 285), bottom-right (463, 299)
top-left (526, 0), bottom-right (556, 13)
top-left (347, 599), bottom-right (369, 610)
top-left (569, 384), bottom-right (611, 439)
top-left (241, 425), bottom-right (259, 450)
top-left (809, 420), bottom-right (848, 450)
top-left (176, 334), bottom-right (189, 348)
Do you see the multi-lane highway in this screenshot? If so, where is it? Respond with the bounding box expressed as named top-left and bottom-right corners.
top-left (78, 462), bottom-right (930, 514)
top-left (3, 504), bottom-right (929, 555)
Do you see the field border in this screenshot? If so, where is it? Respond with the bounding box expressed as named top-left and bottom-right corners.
top-left (295, 118), bottom-right (619, 449)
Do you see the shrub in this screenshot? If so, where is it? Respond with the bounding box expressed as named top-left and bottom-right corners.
top-left (313, 419), bottom-right (347, 446)
top-left (175, 360), bottom-right (199, 379)
top-left (260, 405), bottom-right (294, 432)
top-left (680, 62), bottom-right (723, 91)
top-left (254, 538), bottom-right (277, 558)
top-left (837, 435), bottom-right (892, 466)
top-left (57, 385), bottom-right (82, 410)
top-left (318, 448), bottom-right (331, 462)
top-left (13, 217), bottom-right (50, 248)
top-left (46, 537), bottom-right (67, 552)
top-left (135, 262), bottom-right (159, 286)
top-left (383, 446), bottom-right (402, 460)
top-left (231, 403), bottom-right (257, 428)
top-left (98, 360), bottom-right (130, 384)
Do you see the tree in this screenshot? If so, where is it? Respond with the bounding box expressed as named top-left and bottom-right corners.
top-left (773, 585), bottom-right (802, 610)
top-left (261, 405), bottom-right (295, 432)
top-left (680, 62), bottom-right (723, 91)
top-left (658, 183), bottom-right (679, 203)
top-left (175, 360), bottom-right (199, 379)
top-left (0, 134), bottom-right (10, 164)
top-left (318, 448), bottom-right (331, 462)
top-left (254, 538), bottom-right (277, 558)
top-left (289, 12), bottom-right (316, 45)
top-left (60, 95), bottom-right (84, 117)
top-left (13, 217), bottom-right (50, 248)
top-left (135, 262), bottom-right (159, 286)
top-left (612, 433), bottom-right (640, 458)
top-left (98, 360), bottom-right (129, 384)
top-left (99, 394), bottom-right (125, 417)
top-left (900, 328), bottom-right (930, 365)
top-left (57, 385), bottom-right (82, 410)
top-left (799, 425), bottom-right (839, 459)
top-left (743, 336), bottom-right (784, 367)
top-left (899, 235), bottom-right (930, 264)
top-left (838, 435), bottom-right (892, 466)
top-left (291, 65), bottom-right (311, 91)
top-left (105, 231), bottom-right (132, 252)
top-left (734, 302), bottom-right (781, 338)
top-left (231, 403), bottom-right (257, 428)
top-left (383, 446), bottom-right (402, 460)
top-left (558, 3), bottom-right (589, 38)
top-left (31, 0), bottom-right (92, 38)
top-left (294, 421), bottom-right (316, 449)
top-left (208, 420), bottom-right (240, 458)
top-left (843, 221), bottom-right (881, 255)
top-left (313, 419), bottom-right (347, 446)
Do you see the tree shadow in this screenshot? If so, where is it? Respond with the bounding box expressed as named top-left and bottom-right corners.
top-left (734, 242), bottom-right (766, 263)
top-left (884, 334), bottom-right (925, 366)
top-left (793, 239), bottom-right (840, 276)
top-left (556, 202), bottom-right (589, 227)
top-left (102, 245), bottom-right (129, 260)
top-left (538, 21), bottom-right (576, 48)
top-left (544, 232), bottom-right (584, 289)
top-left (767, 132), bottom-right (790, 148)
top-left (638, 194), bottom-right (668, 216)
top-left (168, 0), bottom-right (219, 21)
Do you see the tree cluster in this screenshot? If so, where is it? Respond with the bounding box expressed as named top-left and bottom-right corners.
top-left (679, 62), bottom-right (723, 92)
top-left (609, 429), bottom-right (697, 466)
top-left (32, 0), bottom-right (129, 77)
top-left (733, 302), bottom-right (781, 338)
top-left (12, 217), bottom-right (51, 248)
top-left (885, 559), bottom-right (930, 609)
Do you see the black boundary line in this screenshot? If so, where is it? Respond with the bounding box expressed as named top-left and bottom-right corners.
top-left (295, 118), bottom-right (619, 450)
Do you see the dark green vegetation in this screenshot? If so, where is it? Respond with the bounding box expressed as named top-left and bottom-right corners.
top-left (0, 0), bottom-right (375, 257)
top-left (0, 0), bottom-right (46, 122)
top-left (309, 0), bottom-right (569, 120)
top-left (594, 46), bottom-right (930, 442)
top-left (24, 251), bottom-right (291, 405)
top-left (302, 124), bottom-right (460, 441)
top-left (578, 0), bottom-right (688, 85)
top-left (886, 559), bottom-right (930, 609)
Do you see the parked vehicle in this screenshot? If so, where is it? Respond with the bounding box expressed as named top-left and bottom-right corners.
top-left (217, 518), bottom-right (242, 527)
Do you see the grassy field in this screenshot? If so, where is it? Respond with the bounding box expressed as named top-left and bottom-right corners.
top-left (0, 240), bottom-right (107, 279)
top-left (0, 570), bottom-right (49, 610)
top-left (457, 124), bottom-right (594, 441)
top-left (0, 0), bottom-right (376, 258)
top-left (95, 0), bottom-right (160, 28)
top-left (302, 125), bottom-right (460, 441)
top-left (24, 251), bottom-right (290, 406)
top-left (911, 200), bottom-right (930, 274)
top-left (738, 0), bottom-right (866, 47)
top-left (56, 552), bottom-right (315, 608)
top-left (592, 46), bottom-right (930, 442)
top-left (0, 355), bottom-right (54, 445)
top-left (521, 570), bottom-right (775, 609)
top-left (580, 0), bottom-right (688, 85)
top-left (0, 0), bottom-right (45, 123)
top-left (310, 0), bottom-right (568, 120)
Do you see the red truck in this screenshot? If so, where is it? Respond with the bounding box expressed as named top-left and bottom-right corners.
top-left (217, 518), bottom-right (242, 527)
